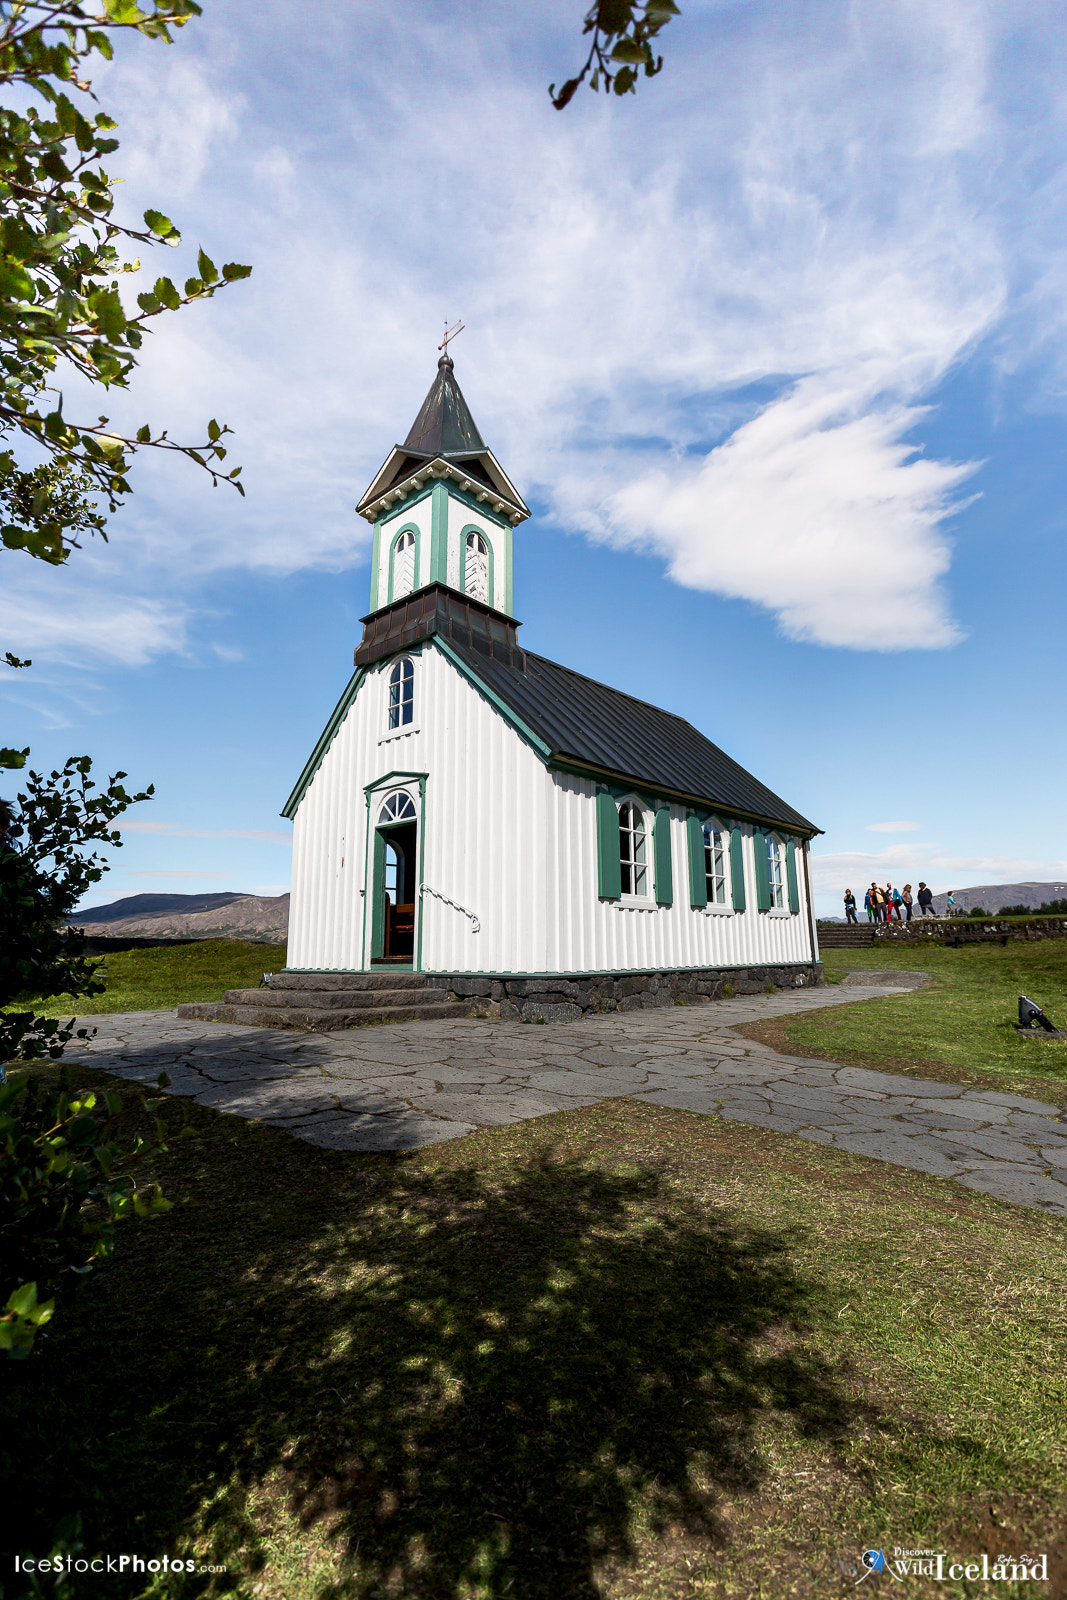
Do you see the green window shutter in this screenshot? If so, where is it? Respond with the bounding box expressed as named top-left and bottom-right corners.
top-left (753, 830), bottom-right (772, 911)
top-left (596, 790), bottom-right (622, 900)
top-left (687, 814), bottom-right (707, 908)
top-left (786, 839), bottom-right (800, 914)
top-left (654, 808), bottom-right (673, 905)
top-left (730, 826), bottom-right (746, 912)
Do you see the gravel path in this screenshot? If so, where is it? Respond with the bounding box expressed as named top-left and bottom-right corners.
top-left (61, 977), bottom-right (1067, 1216)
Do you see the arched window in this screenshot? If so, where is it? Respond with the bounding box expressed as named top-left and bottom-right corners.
top-left (766, 835), bottom-right (785, 909)
top-left (387, 658), bottom-right (414, 729)
top-left (464, 530), bottom-right (489, 603)
top-left (392, 529), bottom-right (415, 599)
top-left (378, 791), bottom-right (417, 826)
top-left (703, 823), bottom-right (727, 905)
top-left (619, 801), bottom-right (648, 897)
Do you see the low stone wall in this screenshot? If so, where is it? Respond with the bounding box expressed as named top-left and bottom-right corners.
top-left (878, 917), bottom-right (1067, 944)
top-left (429, 963), bottom-right (824, 1024)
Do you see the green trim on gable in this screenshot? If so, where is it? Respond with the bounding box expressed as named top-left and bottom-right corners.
top-left (429, 482), bottom-right (449, 585)
top-left (281, 668), bottom-right (365, 819)
top-left (505, 523), bottom-right (514, 616)
top-left (431, 638), bottom-right (553, 760)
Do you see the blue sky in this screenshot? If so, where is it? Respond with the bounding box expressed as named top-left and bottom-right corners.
top-left (3, 0), bottom-right (1066, 918)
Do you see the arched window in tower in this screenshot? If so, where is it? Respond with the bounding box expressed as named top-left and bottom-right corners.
top-left (392, 529), bottom-right (415, 599)
top-left (464, 530), bottom-right (489, 604)
top-left (619, 801), bottom-right (648, 897)
top-left (387, 658), bottom-right (414, 729)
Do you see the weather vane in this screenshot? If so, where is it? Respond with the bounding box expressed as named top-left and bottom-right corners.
top-left (439, 318), bottom-right (465, 357)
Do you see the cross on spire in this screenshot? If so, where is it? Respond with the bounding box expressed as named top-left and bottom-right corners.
top-left (438, 318), bottom-right (465, 358)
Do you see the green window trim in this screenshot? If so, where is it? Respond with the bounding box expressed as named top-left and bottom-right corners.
top-left (459, 522), bottom-right (495, 606)
top-left (786, 839), bottom-right (800, 914)
top-left (387, 521), bottom-right (422, 603)
top-left (429, 482), bottom-right (449, 585)
top-left (753, 831), bottom-right (772, 912)
top-left (687, 814), bottom-right (707, 908)
top-left (730, 826), bottom-right (746, 912)
top-left (653, 808), bottom-right (673, 906)
top-left (596, 789), bottom-right (622, 899)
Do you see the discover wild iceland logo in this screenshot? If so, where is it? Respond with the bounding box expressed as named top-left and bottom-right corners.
top-left (855, 1548), bottom-right (1049, 1584)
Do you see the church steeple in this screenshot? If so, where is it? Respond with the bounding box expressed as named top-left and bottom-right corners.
top-left (357, 356), bottom-right (529, 621)
top-left (402, 354), bottom-right (486, 457)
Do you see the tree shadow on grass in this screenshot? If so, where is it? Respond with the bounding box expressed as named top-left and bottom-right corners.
top-left (5, 1094), bottom-right (858, 1599)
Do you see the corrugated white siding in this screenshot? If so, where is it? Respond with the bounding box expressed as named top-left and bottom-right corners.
top-left (288, 645), bottom-right (816, 973)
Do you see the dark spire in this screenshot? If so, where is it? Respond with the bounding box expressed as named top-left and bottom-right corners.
top-left (403, 354), bottom-right (486, 457)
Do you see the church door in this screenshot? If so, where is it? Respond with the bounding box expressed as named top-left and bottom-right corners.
top-left (370, 791), bottom-right (418, 965)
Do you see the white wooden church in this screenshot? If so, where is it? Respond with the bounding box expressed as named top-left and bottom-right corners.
top-left (282, 355), bottom-right (822, 991)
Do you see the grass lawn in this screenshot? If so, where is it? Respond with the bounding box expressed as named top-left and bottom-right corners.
top-left (737, 942), bottom-right (1067, 1105)
top-left (15, 939), bottom-right (283, 1020)
top-left (4, 1058), bottom-right (1065, 1599)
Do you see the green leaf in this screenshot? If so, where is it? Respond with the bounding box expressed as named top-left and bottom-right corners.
top-left (153, 276), bottom-right (182, 312)
top-left (197, 249), bottom-right (218, 283)
top-left (136, 424), bottom-right (151, 443)
top-left (184, 277), bottom-right (203, 297)
top-left (221, 262), bottom-right (253, 281)
top-left (136, 292), bottom-right (161, 314)
top-left (1, 748), bottom-right (30, 770)
top-left (143, 208), bottom-right (174, 237)
top-left (207, 419), bottom-right (222, 441)
top-left (609, 36), bottom-right (647, 62)
top-left (6, 1282), bottom-right (40, 1319)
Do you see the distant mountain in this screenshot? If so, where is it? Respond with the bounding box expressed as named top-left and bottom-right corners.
top-left (71, 891), bottom-right (289, 944)
top-left (72, 892), bottom-right (249, 922)
top-left (929, 882), bottom-right (1067, 915)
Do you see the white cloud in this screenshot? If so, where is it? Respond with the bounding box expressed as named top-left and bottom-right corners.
top-left (812, 846), bottom-right (1067, 898)
top-left (119, 820), bottom-right (291, 844)
top-left (593, 379), bottom-right (976, 649)
top-left (11, 0), bottom-right (1067, 663)
top-left (866, 820), bottom-right (921, 833)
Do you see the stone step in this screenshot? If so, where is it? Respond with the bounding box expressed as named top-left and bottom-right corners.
top-left (265, 970), bottom-right (436, 991)
top-left (223, 985), bottom-right (439, 1009)
top-left (175, 999), bottom-right (466, 1031)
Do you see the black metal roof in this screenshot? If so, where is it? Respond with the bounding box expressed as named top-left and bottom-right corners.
top-left (443, 634), bottom-right (819, 836)
top-left (403, 354), bottom-right (486, 456)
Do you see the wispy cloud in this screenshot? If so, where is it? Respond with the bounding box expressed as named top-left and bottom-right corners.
top-left (119, 820), bottom-right (291, 844)
top-left (866, 820), bottom-right (921, 833)
top-left (8, 0), bottom-right (1066, 663)
top-left (812, 846), bottom-right (1067, 896)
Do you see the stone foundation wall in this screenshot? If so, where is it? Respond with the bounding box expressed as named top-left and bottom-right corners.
top-left (428, 963), bottom-right (824, 1024)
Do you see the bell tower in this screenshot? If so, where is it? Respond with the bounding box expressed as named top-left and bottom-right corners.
top-left (356, 355), bottom-right (529, 619)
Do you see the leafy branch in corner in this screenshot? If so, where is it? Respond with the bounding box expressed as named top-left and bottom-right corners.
top-left (0, 0), bottom-right (252, 578)
top-left (551, 0), bottom-right (681, 109)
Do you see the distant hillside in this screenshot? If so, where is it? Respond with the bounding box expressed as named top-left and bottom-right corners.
top-left (72, 892), bottom-right (249, 923)
top-left (71, 891), bottom-right (289, 944)
top-left (930, 882), bottom-right (1067, 915)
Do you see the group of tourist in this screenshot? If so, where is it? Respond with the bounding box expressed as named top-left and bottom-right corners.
top-left (842, 882), bottom-right (936, 923)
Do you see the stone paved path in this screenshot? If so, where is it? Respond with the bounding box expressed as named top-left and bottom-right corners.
top-left (62, 977), bottom-right (1067, 1216)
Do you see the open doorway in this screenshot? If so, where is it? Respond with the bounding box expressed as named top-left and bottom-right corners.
top-left (371, 792), bottom-right (418, 965)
